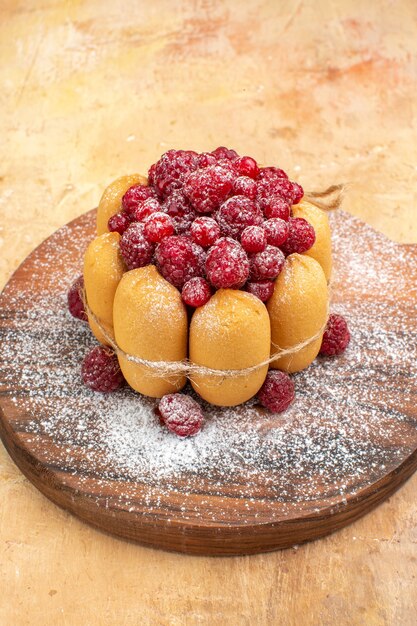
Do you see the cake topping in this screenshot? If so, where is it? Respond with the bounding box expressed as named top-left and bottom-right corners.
top-left (184, 164), bottom-right (235, 214)
top-left (181, 277), bottom-right (212, 308)
top-left (107, 211), bottom-right (131, 235)
top-left (232, 176), bottom-right (257, 199)
top-left (249, 245), bottom-right (285, 281)
top-left (280, 217), bottom-right (316, 255)
top-left (257, 370), bottom-right (295, 413)
top-left (263, 218), bottom-right (289, 247)
top-left (190, 216), bottom-right (221, 248)
top-left (157, 393), bottom-right (204, 437)
top-left (217, 195), bottom-right (263, 238)
top-left (150, 149), bottom-right (199, 198)
top-left (67, 276), bottom-right (88, 321)
top-left (240, 225), bottom-right (267, 253)
top-left (320, 314), bottom-right (351, 356)
top-left (245, 280), bottom-right (275, 302)
top-left (155, 235), bottom-right (205, 289)
top-left (262, 197), bottom-right (291, 221)
top-left (121, 183), bottom-right (156, 217)
top-left (235, 155), bottom-right (260, 179)
top-left (205, 237), bottom-right (250, 289)
top-left (143, 211), bottom-right (174, 243)
top-left (81, 346), bottom-right (125, 392)
top-left (119, 222), bottom-right (155, 269)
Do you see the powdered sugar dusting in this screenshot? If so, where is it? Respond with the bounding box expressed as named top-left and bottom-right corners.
top-left (1, 211), bottom-right (417, 525)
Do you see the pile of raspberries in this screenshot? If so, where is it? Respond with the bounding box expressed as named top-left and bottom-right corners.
top-left (108, 147), bottom-right (315, 307)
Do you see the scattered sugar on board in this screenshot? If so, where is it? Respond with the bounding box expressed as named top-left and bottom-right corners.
top-left (0, 211), bottom-right (417, 522)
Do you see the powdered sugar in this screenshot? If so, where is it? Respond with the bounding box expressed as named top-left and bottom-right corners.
top-left (1, 211), bottom-right (417, 524)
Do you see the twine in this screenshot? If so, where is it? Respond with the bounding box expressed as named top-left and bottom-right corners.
top-left (83, 183), bottom-right (343, 381)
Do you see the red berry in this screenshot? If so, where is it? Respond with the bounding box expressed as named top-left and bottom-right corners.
top-left (197, 152), bottom-right (217, 167)
top-left (155, 235), bottom-right (205, 289)
top-left (190, 216), bottom-right (220, 247)
top-left (291, 182), bottom-right (304, 204)
top-left (211, 146), bottom-right (239, 161)
top-left (232, 176), bottom-right (257, 199)
top-left (162, 190), bottom-right (196, 234)
top-left (240, 225), bottom-right (267, 253)
top-left (245, 280), bottom-right (275, 302)
top-left (133, 197), bottom-right (161, 222)
top-left (257, 371), bottom-right (295, 413)
top-left (181, 277), bottom-right (212, 307)
top-left (235, 156), bottom-right (259, 179)
top-left (81, 346), bottom-right (124, 393)
top-left (249, 245), bottom-right (285, 281)
top-left (280, 218), bottom-right (316, 255)
top-left (143, 212), bottom-right (174, 243)
top-left (320, 314), bottom-right (351, 356)
top-left (120, 222), bottom-right (155, 269)
top-left (108, 211), bottom-right (131, 235)
top-left (158, 393), bottom-right (204, 437)
top-left (150, 149), bottom-right (199, 198)
top-left (68, 276), bottom-right (87, 321)
top-left (263, 218), bottom-right (289, 247)
top-left (184, 165), bottom-right (234, 214)
top-left (122, 184), bottom-right (156, 217)
top-left (257, 166), bottom-right (288, 180)
top-left (257, 176), bottom-right (295, 204)
top-left (262, 197), bottom-right (291, 221)
top-left (205, 237), bottom-right (249, 289)
top-left (216, 195), bottom-right (263, 239)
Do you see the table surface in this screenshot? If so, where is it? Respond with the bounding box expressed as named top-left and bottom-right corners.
top-left (1, 1), bottom-right (416, 624)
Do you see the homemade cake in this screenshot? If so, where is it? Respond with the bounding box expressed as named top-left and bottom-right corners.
top-left (68, 147), bottom-right (350, 436)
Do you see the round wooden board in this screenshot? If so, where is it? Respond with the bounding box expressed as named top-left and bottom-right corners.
top-left (0, 210), bottom-right (417, 556)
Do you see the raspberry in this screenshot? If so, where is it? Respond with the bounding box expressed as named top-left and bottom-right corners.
top-left (158, 393), bottom-right (204, 437)
top-left (67, 276), bottom-right (87, 321)
top-left (235, 156), bottom-right (259, 179)
top-left (122, 184), bottom-right (156, 217)
top-left (184, 165), bottom-right (234, 214)
top-left (216, 195), bottom-right (263, 239)
top-left (249, 245), bottom-right (285, 281)
top-left (133, 197), bottom-right (161, 222)
top-left (155, 235), bottom-right (205, 289)
top-left (81, 346), bottom-right (124, 393)
top-left (245, 280), bottom-right (275, 302)
top-left (211, 146), bottom-right (239, 161)
top-left (232, 176), bottom-right (257, 200)
top-left (263, 218), bottom-right (289, 247)
top-left (257, 166), bottom-right (288, 180)
top-left (320, 314), bottom-right (351, 356)
top-left (257, 371), bottom-right (295, 413)
top-left (120, 222), bottom-right (155, 269)
top-left (280, 218), bottom-right (316, 255)
top-left (240, 225), bottom-right (267, 253)
top-left (291, 182), bottom-right (304, 204)
top-left (181, 277), bottom-right (212, 308)
top-left (262, 197), bottom-right (291, 221)
top-left (147, 163), bottom-right (156, 186)
top-left (150, 149), bottom-right (199, 198)
top-left (143, 212), bottom-right (174, 243)
top-left (190, 216), bottom-right (220, 247)
top-left (205, 237), bottom-right (249, 289)
top-left (108, 211), bottom-right (131, 235)
top-left (162, 190), bottom-right (196, 234)
top-left (257, 176), bottom-right (295, 204)
top-left (197, 152), bottom-right (217, 167)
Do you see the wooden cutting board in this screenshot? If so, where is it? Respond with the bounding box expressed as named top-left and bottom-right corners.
top-left (0, 210), bottom-right (416, 556)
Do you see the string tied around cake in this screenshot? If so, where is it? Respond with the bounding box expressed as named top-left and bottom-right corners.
top-left (81, 292), bottom-right (331, 385)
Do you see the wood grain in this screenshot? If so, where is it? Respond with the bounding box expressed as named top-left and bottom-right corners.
top-left (1, 210), bottom-right (416, 556)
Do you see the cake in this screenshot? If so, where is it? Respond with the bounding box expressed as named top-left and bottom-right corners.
top-left (69, 147), bottom-right (350, 437)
